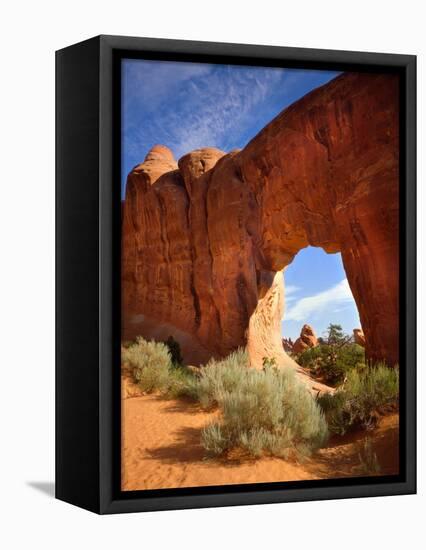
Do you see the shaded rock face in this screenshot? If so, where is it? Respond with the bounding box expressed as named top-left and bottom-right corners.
top-left (293, 325), bottom-right (319, 354)
top-left (353, 329), bottom-right (366, 347)
top-left (122, 72), bottom-right (399, 369)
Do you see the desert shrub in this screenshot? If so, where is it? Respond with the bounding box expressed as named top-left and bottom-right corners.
top-left (297, 345), bottom-right (323, 368)
top-left (121, 336), bottom-right (197, 396)
top-left (195, 348), bottom-right (250, 409)
top-left (122, 336), bottom-right (171, 372)
top-left (164, 335), bottom-right (183, 367)
top-left (201, 423), bottom-right (228, 455)
top-left (122, 337), bottom-right (172, 393)
top-left (121, 339), bottom-right (136, 349)
top-left (201, 364), bottom-right (328, 458)
top-left (262, 356), bottom-right (277, 369)
top-left (297, 324), bottom-right (365, 385)
top-left (164, 366), bottom-right (200, 400)
top-left (358, 437), bottom-right (381, 475)
top-left (318, 363), bottom-right (399, 434)
top-left (123, 340), bottom-right (329, 459)
top-left (298, 343), bottom-right (365, 385)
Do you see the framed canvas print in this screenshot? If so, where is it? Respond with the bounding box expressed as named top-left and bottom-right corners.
top-left (56, 35), bottom-right (416, 514)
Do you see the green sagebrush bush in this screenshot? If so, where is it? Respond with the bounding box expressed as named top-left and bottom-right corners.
top-left (122, 340), bottom-right (331, 459)
top-left (201, 359), bottom-right (328, 459)
top-left (298, 343), bottom-right (365, 385)
top-left (318, 363), bottom-right (399, 435)
top-left (121, 336), bottom-right (198, 398)
top-left (195, 348), bottom-right (250, 409)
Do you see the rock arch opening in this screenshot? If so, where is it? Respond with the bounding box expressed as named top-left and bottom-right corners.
top-left (281, 247), bottom-right (361, 348)
top-left (246, 247), bottom-right (360, 375)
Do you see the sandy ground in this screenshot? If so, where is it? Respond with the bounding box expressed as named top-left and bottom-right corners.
top-left (121, 391), bottom-right (399, 491)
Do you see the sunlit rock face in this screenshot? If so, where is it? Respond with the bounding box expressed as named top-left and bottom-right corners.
top-left (353, 329), bottom-right (366, 347)
top-left (122, 72), bottom-right (399, 373)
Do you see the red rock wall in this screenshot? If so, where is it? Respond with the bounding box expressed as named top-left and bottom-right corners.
top-left (122, 72), bottom-right (399, 368)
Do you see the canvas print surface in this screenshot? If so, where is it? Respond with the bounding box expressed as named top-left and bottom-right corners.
top-left (120, 59), bottom-right (400, 491)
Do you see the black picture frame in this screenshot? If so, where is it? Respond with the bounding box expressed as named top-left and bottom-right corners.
top-left (56, 35), bottom-right (416, 514)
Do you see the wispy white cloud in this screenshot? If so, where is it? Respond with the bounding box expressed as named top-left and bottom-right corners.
top-left (123, 60), bottom-right (213, 110)
top-left (285, 279), bottom-right (354, 322)
top-left (285, 284), bottom-right (300, 296)
top-left (123, 62), bottom-right (284, 163)
top-left (121, 61), bottom-right (340, 195)
top-left (284, 284), bottom-right (300, 305)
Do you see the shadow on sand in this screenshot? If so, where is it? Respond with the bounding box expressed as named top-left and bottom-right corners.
top-left (146, 426), bottom-right (205, 464)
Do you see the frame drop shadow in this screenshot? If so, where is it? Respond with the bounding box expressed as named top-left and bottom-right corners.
top-left (27, 481), bottom-right (55, 498)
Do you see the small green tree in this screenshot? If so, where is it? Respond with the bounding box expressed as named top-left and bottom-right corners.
top-left (325, 324), bottom-right (346, 345)
top-left (298, 323), bottom-right (364, 385)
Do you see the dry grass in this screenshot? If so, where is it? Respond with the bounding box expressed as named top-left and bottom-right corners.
top-left (318, 363), bottom-right (399, 434)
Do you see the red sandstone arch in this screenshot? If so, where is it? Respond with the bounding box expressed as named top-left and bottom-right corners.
top-left (122, 72), bottom-right (399, 383)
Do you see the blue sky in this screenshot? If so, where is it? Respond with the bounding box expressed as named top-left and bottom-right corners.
top-left (121, 59), bottom-right (361, 340)
top-left (121, 59), bottom-right (340, 193)
top-left (282, 248), bottom-right (360, 341)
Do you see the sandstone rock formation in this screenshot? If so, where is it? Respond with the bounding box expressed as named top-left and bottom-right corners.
top-left (293, 325), bottom-right (319, 354)
top-left (122, 72), bottom-right (399, 375)
top-left (353, 328), bottom-right (366, 347)
top-left (282, 337), bottom-right (294, 353)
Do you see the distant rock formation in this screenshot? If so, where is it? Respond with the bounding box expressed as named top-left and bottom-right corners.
top-left (122, 72), bottom-right (399, 377)
top-left (353, 328), bottom-right (366, 347)
top-left (282, 337), bottom-right (294, 353)
top-left (293, 325), bottom-right (319, 354)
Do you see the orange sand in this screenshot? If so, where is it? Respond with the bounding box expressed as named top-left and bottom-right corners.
top-left (121, 393), bottom-right (399, 491)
